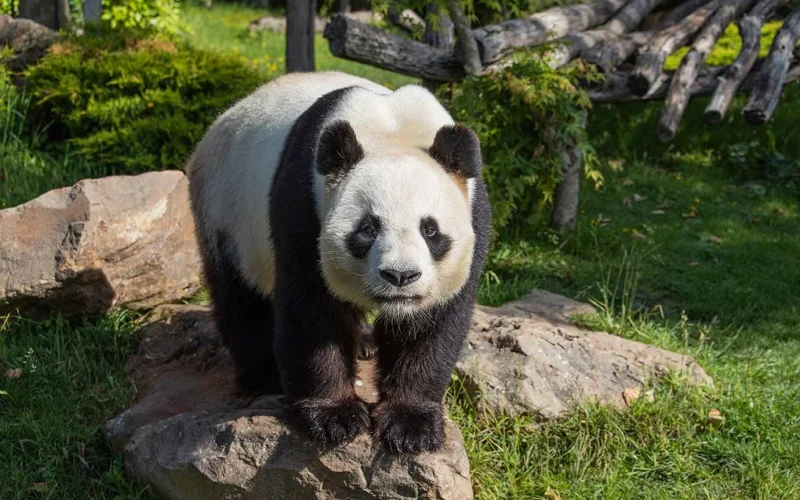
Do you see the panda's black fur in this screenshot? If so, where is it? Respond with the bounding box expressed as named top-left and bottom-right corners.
top-left (195, 81), bottom-right (491, 454)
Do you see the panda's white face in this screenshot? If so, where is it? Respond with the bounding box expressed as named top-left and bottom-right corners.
top-left (318, 151), bottom-right (475, 318)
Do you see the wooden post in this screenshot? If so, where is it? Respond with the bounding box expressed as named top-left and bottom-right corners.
top-left (286, 0), bottom-right (316, 73)
top-left (83, 0), bottom-right (102, 23)
top-left (446, 0), bottom-right (481, 76)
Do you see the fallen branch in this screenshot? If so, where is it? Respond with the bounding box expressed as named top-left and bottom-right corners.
top-left (628, 0), bottom-right (722, 96)
top-left (590, 61), bottom-right (800, 102)
top-left (743, 3), bottom-right (800, 124)
top-left (657, 0), bottom-right (757, 142)
top-left (473, 0), bottom-right (629, 64)
top-left (705, 0), bottom-right (789, 124)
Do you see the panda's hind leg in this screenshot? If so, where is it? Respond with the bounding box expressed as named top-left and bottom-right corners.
top-left (205, 232), bottom-right (282, 394)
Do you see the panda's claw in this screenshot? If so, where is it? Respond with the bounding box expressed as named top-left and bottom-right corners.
top-left (292, 397), bottom-right (370, 447)
top-left (373, 402), bottom-right (444, 454)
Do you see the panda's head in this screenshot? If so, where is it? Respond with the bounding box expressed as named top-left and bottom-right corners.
top-left (317, 120), bottom-right (482, 319)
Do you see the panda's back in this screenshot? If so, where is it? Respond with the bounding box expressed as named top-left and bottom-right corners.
top-left (187, 71), bottom-right (453, 298)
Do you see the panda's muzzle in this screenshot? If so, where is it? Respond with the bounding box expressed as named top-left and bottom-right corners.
top-left (379, 268), bottom-right (421, 288)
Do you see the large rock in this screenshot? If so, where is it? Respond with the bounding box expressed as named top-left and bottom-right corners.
top-left (106, 305), bottom-right (473, 500)
top-left (456, 290), bottom-right (714, 418)
top-left (0, 17), bottom-right (58, 71)
top-left (0, 171), bottom-right (202, 318)
top-left (106, 291), bottom-right (712, 499)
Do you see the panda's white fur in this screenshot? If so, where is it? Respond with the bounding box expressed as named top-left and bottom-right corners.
top-left (188, 71), bottom-right (475, 318)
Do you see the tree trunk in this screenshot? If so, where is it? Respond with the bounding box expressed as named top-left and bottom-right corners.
top-left (20, 0), bottom-right (69, 30)
top-left (549, 112), bottom-right (587, 234)
top-left (657, 0), bottom-right (756, 142)
top-left (286, 0), bottom-right (316, 73)
top-left (743, 2), bottom-right (800, 125)
top-left (83, 0), bottom-right (102, 23)
top-left (338, 0), bottom-right (349, 13)
top-left (705, 0), bottom-right (789, 124)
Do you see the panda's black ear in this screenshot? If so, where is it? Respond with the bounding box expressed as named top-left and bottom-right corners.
top-left (428, 124), bottom-right (482, 179)
top-left (317, 120), bottom-right (364, 179)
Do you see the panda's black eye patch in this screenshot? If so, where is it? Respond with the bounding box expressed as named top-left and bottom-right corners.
top-left (347, 214), bottom-right (381, 259)
top-left (421, 217), bottom-right (452, 261)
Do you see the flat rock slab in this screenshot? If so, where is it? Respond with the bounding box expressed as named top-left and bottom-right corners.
top-left (0, 171), bottom-right (202, 318)
top-left (456, 290), bottom-right (713, 418)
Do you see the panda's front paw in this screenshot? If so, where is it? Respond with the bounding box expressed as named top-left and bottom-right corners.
top-left (292, 397), bottom-right (370, 447)
top-left (373, 402), bottom-right (444, 454)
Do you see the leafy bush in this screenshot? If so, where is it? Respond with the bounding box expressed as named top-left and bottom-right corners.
top-left (101, 0), bottom-right (186, 37)
top-left (1, 65), bottom-right (101, 207)
top-left (24, 30), bottom-right (263, 175)
top-left (445, 55), bottom-right (602, 233)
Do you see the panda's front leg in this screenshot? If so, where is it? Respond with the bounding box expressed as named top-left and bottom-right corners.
top-left (372, 301), bottom-right (469, 454)
top-left (272, 274), bottom-right (370, 447)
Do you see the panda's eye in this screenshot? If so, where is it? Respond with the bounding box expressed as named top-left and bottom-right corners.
top-left (361, 225), bottom-right (376, 237)
top-left (425, 226), bottom-right (437, 238)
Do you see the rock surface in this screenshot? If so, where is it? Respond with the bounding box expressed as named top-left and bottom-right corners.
top-left (456, 290), bottom-right (714, 418)
top-left (107, 291), bottom-right (712, 499)
top-left (107, 305), bottom-right (473, 500)
top-left (0, 17), bottom-right (58, 71)
top-left (0, 171), bottom-right (202, 318)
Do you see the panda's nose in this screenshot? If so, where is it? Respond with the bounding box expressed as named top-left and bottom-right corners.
top-left (380, 268), bottom-right (422, 287)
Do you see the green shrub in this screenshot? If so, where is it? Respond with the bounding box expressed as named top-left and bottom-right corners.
top-left (445, 55), bottom-right (603, 233)
top-left (25, 31), bottom-right (263, 175)
top-left (101, 0), bottom-right (186, 37)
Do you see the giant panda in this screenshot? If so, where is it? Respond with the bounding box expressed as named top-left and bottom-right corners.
top-left (186, 71), bottom-right (491, 454)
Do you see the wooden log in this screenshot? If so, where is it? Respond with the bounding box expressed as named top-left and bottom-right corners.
top-left (472, 0), bottom-right (629, 64)
top-left (83, 0), bottom-right (102, 22)
top-left (386, 6), bottom-right (425, 34)
top-left (656, 0), bottom-right (714, 29)
top-left (743, 3), bottom-right (800, 125)
top-left (584, 0), bottom-right (715, 69)
top-left (628, 0), bottom-right (722, 96)
top-left (590, 61), bottom-right (800, 102)
top-left (324, 15), bottom-right (466, 81)
top-left (706, 0), bottom-right (789, 124)
top-left (583, 30), bottom-right (651, 69)
top-left (549, 0), bottom-right (667, 69)
top-left (657, 0), bottom-right (757, 142)
top-left (447, 0), bottom-right (482, 76)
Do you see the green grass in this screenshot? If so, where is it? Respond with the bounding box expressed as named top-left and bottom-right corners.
top-left (0, 313), bottom-right (150, 499)
top-left (2, 5), bottom-right (800, 499)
